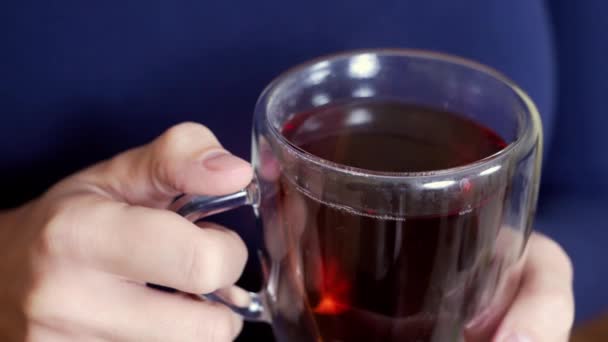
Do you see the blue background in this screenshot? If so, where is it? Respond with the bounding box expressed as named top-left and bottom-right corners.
top-left (2, 1), bottom-right (607, 339)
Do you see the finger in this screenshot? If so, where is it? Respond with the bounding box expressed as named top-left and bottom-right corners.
top-left (28, 326), bottom-right (77, 342)
top-left (119, 284), bottom-right (243, 342)
top-left (212, 286), bottom-right (255, 308)
top-left (30, 266), bottom-right (242, 342)
top-left (27, 325), bottom-right (103, 342)
top-left (80, 122), bottom-right (252, 207)
top-left (46, 195), bottom-right (247, 294)
top-left (493, 233), bottom-right (574, 342)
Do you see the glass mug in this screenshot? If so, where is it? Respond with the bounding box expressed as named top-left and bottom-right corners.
top-left (169, 49), bottom-right (542, 341)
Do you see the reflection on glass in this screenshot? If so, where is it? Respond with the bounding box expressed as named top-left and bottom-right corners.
top-left (346, 108), bottom-right (372, 126)
top-left (422, 180), bottom-right (457, 189)
top-left (308, 68), bottom-right (331, 85)
top-left (353, 85), bottom-right (376, 98)
top-left (312, 93), bottom-right (331, 106)
top-left (480, 165), bottom-right (502, 176)
top-left (348, 54), bottom-right (380, 78)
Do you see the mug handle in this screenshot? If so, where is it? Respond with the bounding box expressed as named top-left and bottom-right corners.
top-left (167, 181), bottom-right (270, 322)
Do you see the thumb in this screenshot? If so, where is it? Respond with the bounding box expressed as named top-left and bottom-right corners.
top-left (493, 234), bottom-right (574, 342)
top-left (78, 122), bottom-right (253, 207)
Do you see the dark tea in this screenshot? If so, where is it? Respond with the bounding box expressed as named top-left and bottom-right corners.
top-left (267, 100), bottom-right (508, 342)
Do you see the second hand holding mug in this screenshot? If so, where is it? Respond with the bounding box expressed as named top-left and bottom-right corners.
top-left (169, 49), bottom-right (542, 342)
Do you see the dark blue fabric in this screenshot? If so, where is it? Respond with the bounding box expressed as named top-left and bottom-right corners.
top-left (539, 0), bottom-right (608, 323)
top-left (1, 0), bottom-right (605, 336)
top-left (545, 0), bottom-right (608, 192)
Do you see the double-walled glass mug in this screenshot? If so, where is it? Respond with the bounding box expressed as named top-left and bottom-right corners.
top-left (170, 49), bottom-right (542, 342)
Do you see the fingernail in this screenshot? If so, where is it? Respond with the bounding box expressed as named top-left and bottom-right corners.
top-left (501, 332), bottom-right (532, 342)
top-left (202, 151), bottom-right (248, 172)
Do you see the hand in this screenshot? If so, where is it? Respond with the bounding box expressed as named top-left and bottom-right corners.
top-left (467, 232), bottom-right (575, 342)
top-left (0, 123), bottom-right (253, 341)
top-left (497, 232), bottom-right (574, 341)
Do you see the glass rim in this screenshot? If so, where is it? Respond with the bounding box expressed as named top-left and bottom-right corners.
top-left (258, 48), bottom-right (542, 180)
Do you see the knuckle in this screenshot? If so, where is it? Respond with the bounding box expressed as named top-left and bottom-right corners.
top-left (183, 237), bottom-right (221, 294)
top-left (149, 145), bottom-right (181, 194)
top-left (153, 127), bottom-right (183, 162)
top-left (150, 122), bottom-right (221, 193)
top-left (43, 195), bottom-right (107, 258)
top-left (42, 197), bottom-right (85, 256)
top-left (182, 227), bottom-right (247, 294)
top-left (232, 233), bottom-right (249, 272)
top-left (200, 224), bottom-right (249, 281)
top-left (158, 122), bottom-right (217, 153)
top-left (220, 228), bottom-right (248, 266)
